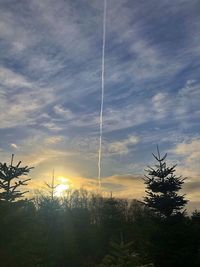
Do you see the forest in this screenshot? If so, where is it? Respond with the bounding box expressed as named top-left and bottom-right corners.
top-left (0, 149), bottom-right (200, 267)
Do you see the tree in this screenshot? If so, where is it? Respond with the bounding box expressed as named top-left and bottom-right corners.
top-left (192, 210), bottom-right (200, 223)
top-left (0, 154), bottom-right (33, 202)
top-left (144, 146), bottom-right (187, 217)
top-left (97, 239), bottom-right (154, 267)
top-left (44, 169), bottom-right (59, 201)
top-left (101, 194), bottom-right (124, 230)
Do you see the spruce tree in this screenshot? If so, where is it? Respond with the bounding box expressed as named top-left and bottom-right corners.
top-left (0, 154), bottom-right (33, 202)
top-left (44, 169), bottom-right (59, 201)
top-left (97, 240), bottom-right (154, 267)
top-left (144, 146), bottom-right (187, 217)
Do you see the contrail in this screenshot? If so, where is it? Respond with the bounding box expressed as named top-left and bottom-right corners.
top-left (98, 0), bottom-right (107, 189)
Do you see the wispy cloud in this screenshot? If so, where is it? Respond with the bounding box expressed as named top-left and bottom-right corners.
top-left (108, 135), bottom-right (140, 155)
top-left (0, 0), bottom-right (199, 208)
top-left (171, 138), bottom-right (200, 179)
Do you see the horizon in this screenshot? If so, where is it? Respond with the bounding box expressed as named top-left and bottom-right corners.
top-left (0, 0), bottom-right (199, 211)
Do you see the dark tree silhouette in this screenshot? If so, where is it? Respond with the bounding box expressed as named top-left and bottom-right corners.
top-left (101, 193), bottom-right (124, 230)
top-left (44, 169), bottom-right (59, 201)
top-left (0, 154), bottom-right (33, 202)
top-left (144, 146), bottom-right (187, 217)
top-left (97, 239), bottom-right (154, 267)
top-left (192, 210), bottom-right (200, 223)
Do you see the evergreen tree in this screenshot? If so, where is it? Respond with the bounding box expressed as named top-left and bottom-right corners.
top-left (97, 239), bottom-right (154, 267)
top-left (0, 154), bottom-right (33, 202)
top-left (44, 169), bottom-right (59, 201)
top-left (144, 146), bottom-right (187, 217)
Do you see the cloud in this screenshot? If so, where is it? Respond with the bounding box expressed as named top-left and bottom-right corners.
top-left (27, 172), bottom-right (145, 200)
top-left (184, 181), bottom-right (200, 194)
top-left (85, 174), bottom-right (145, 199)
top-left (0, 7), bottom-right (38, 53)
top-left (0, 66), bottom-right (32, 88)
top-left (108, 135), bottom-right (140, 155)
top-left (0, 0), bottom-right (199, 210)
top-left (54, 105), bottom-right (74, 120)
top-left (173, 138), bottom-right (200, 158)
top-left (28, 0), bottom-right (95, 59)
top-left (152, 92), bottom-right (172, 119)
top-left (44, 136), bottom-right (64, 145)
top-left (171, 138), bottom-right (200, 181)
top-left (10, 143), bottom-right (18, 150)
top-left (176, 80), bottom-right (200, 117)
top-left (0, 66), bottom-right (56, 129)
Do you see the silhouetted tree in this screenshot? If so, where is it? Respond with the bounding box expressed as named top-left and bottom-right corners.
top-left (101, 194), bottom-right (125, 229)
top-left (97, 239), bottom-right (154, 267)
top-left (144, 146), bottom-right (187, 217)
top-left (0, 154), bottom-right (33, 202)
top-left (44, 169), bottom-right (59, 201)
top-left (192, 210), bottom-right (200, 223)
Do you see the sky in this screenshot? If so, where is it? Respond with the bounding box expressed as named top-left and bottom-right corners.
top-left (0, 0), bottom-right (200, 210)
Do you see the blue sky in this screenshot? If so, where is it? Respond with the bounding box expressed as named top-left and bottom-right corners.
top-left (0, 0), bottom-right (200, 208)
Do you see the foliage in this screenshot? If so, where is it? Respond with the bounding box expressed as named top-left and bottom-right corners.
top-left (0, 154), bottom-right (33, 202)
top-left (97, 239), bottom-right (154, 267)
top-left (0, 152), bottom-right (200, 267)
top-left (144, 146), bottom-right (187, 217)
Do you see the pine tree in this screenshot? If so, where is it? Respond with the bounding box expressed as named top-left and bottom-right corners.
top-left (0, 154), bottom-right (33, 202)
top-left (144, 146), bottom-right (187, 217)
top-left (97, 239), bottom-right (154, 267)
top-left (44, 169), bottom-right (59, 201)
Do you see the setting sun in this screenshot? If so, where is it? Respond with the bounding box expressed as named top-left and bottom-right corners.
top-left (55, 184), bottom-right (69, 197)
top-left (54, 177), bottom-right (71, 197)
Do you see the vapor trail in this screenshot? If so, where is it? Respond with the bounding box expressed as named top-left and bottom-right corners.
top-left (98, 0), bottom-right (107, 189)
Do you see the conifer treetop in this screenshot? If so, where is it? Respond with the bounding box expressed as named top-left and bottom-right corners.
top-left (144, 146), bottom-right (187, 217)
top-left (0, 154), bottom-right (33, 202)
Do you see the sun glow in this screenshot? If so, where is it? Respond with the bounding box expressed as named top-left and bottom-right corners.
top-left (55, 177), bottom-right (71, 197)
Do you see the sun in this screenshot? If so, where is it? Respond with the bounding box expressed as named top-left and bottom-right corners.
top-left (55, 184), bottom-right (69, 197)
top-left (55, 177), bottom-right (71, 197)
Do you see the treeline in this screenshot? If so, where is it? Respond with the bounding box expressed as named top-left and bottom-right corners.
top-left (0, 150), bottom-right (200, 267)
